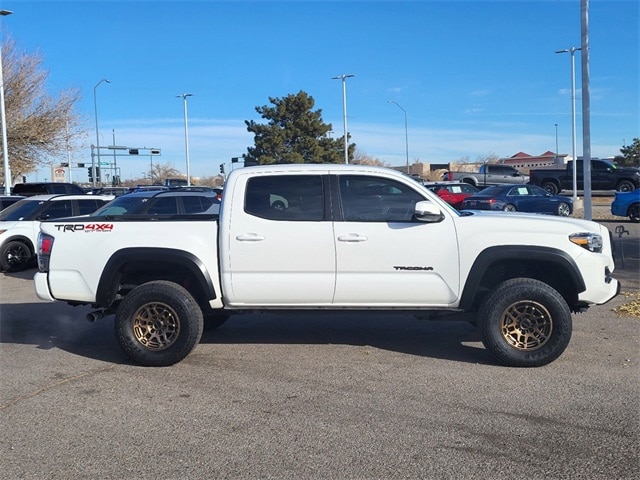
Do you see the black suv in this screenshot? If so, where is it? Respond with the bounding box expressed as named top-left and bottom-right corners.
top-left (12, 182), bottom-right (86, 197)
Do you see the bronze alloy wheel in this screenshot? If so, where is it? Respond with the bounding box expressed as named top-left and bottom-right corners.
top-left (132, 302), bottom-right (181, 351)
top-left (500, 300), bottom-right (553, 351)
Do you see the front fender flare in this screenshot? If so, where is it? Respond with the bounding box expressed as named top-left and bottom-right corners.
top-left (458, 245), bottom-right (585, 310)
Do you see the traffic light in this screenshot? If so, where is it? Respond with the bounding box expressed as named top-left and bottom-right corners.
top-left (219, 164), bottom-right (225, 174)
top-left (87, 167), bottom-right (93, 182)
top-left (96, 167), bottom-right (101, 183)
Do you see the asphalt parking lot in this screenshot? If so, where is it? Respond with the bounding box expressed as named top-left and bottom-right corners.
top-left (1, 212), bottom-right (638, 480)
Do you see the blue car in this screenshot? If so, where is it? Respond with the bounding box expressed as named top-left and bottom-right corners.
top-left (461, 184), bottom-right (573, 216)
top-left (611, 190), bottom-right (640, 223)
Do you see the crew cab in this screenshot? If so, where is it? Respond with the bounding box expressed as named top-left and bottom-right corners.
top-left (34, 165), bottom-right (619, 368)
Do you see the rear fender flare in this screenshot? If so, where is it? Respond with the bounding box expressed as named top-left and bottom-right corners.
top-left (96, 247), bottom-right (216, 307)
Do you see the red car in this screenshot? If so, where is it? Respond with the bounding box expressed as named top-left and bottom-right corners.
top-left (425, 182), bottom-right (480, 209)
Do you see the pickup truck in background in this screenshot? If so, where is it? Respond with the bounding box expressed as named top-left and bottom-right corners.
top-left (528, 159), bottom-right (640, 195)
top-left (34, 164), bottom-right (619, 368)
top-left (446, 164), bottom-right (529, 188)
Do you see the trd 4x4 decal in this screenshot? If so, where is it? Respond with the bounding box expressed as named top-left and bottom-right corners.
top-left (53, 224), bottom-right (114, 232)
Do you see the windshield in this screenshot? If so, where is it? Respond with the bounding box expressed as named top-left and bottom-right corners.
top-left (0, 198), bottom-right (45, 221)
top-left (91, 196), bottom-right (151, 216)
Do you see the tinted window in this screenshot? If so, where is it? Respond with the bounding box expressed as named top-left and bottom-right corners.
top-left (0, 199), bottom-right (46, 221)
top-left (77, 199), bottom-right (106, 215)
top-left (339, 175), bottom-right (425, 222)
top-left (13, 184), bottom-right (47, 195)
top-left (40, 200), bottom-right (73, 219)
top-left (245, 175), bottom-right (324, 221)
top-left (182, 195), bottom-right (214, 214)
top-left (147, 197), bottom-right (179, 215)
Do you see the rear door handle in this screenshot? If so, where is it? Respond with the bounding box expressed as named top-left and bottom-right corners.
top-left (236, 233), bottom-right (265, 242)
top-left (337, 233), bottom-right (368, 243)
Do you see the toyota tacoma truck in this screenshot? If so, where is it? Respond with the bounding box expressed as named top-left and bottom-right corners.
top-left (528, 159), bottom-right (640, 195)
top-left (34, 164), bottom-right (620, 368)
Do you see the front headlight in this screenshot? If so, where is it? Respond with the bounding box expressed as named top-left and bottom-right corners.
top-left (569, 232), bottom-right (603, 252)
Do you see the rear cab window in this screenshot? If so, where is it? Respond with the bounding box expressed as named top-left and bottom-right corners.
top-left (245, 175), bottom-right (324, 221)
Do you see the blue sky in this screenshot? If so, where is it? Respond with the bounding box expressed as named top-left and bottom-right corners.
top-left (6, 0), bottom-right (639, 182)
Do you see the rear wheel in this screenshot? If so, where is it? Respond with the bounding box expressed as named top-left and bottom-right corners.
top-left (478, 278), bottom-right (572, 367)
top-left (542, 182), bottom-right (559, 195)
top-left (556, 202), bottom-right (571, 216)
top-left (115, 281), bottom-right (203, 366)
top-left (628, 203), bottom-right (640, 223)
top-left (0, 240), bottom-right (32, 272)
top-left (503, 204), bottom-right (517, 212)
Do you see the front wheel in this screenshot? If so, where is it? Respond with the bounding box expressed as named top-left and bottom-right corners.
top-left (115, 281), bottom-right (204, 366)
top-left (478, 278), bottom-right (572, 367)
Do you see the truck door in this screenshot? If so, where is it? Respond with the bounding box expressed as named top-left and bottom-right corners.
top-left (332, 175), bottom-right (460, 307)
top-left (222, 173), bottom-right (336, 306)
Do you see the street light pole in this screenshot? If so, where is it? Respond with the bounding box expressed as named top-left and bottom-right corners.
top-left (93, 78), bottom-right (110, 188)
top-left (332, 74), bottom-right (354, 164)
top-left (177, 93), bottom-right (193, 186)
top-left (556, 46), bottom-right (581, 204)
top-left (554, 122), bottom-right (559, 162)
top-left (388, 100), bottom-right (409, 174)
top-left (1, 9), bottom-right (13, 194)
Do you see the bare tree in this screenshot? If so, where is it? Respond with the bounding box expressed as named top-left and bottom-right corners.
top-left (352, 148), bottom-right (387, 166)
top-left (1, 37), bottom-right (84, 183)
top-left (150, 162), bottom-right (180, 184)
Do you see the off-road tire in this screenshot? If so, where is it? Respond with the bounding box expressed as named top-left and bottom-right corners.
top-left (115, 281), bottom-right (203, 366)
top-left (478, 278), bottom-right (572, 367)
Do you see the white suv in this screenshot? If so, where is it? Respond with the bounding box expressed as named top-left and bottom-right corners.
top-left (0, 194), bottom-right (114, 271)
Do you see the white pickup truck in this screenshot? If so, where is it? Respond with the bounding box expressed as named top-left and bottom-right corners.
top-left (34, 164), bottom-right (620, 367)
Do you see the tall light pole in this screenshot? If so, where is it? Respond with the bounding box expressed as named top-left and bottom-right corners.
top-left (177, 93), bottom-right (192, 186)
top-left (93, 78), bottom-right (110, 188)
top-left (332, 74), bottom-right (354, 164)
top-left (388, 100), bottom-right (409, 174)
top-left (556, 46), bottom-right (581, 204)
top-left (554, 123), bottom-right (559, 162)
top-left (1, 9), bottom-right (13, 194)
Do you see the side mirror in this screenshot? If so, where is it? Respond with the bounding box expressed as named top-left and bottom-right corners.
top-left (414, 201), bottom-right (444, 223)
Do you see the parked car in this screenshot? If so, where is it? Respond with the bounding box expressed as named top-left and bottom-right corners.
top-left (0, 194), bottom-right (114, 271)
top-left (90, 188), bottom-right (220, 217)
top-left (0, 195), bottom-right (25, 211)
top-left (423, 182), bottom-right (480, 209)
top-left (611, 190), bottom-right (640, 223)
top-left (461, 184), bottom-right (573, 216)
top-left (12, 182), bottom-right (86, 197)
